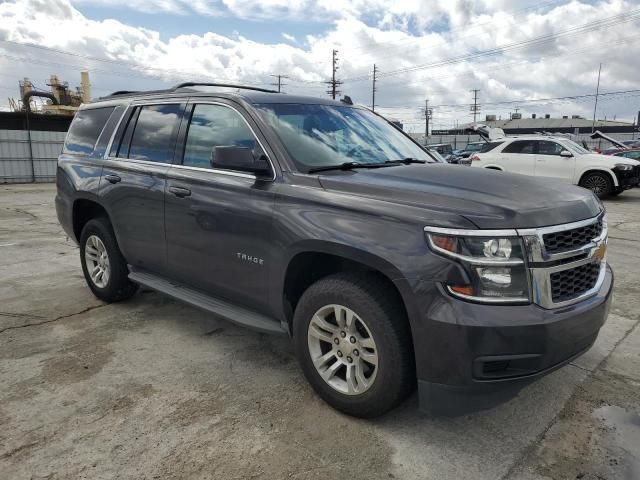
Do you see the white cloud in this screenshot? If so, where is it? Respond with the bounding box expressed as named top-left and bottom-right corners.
top-left (282, 33), bottom-right (297, 43)
top-left (1, 0), bottom-right (639, 128)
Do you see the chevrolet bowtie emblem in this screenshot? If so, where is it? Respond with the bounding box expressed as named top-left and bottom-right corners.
top-left (593, 242), bottom-right (607, 261)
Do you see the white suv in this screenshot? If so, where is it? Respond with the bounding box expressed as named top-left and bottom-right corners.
top-left (470, 135), bottom-right (639, 198)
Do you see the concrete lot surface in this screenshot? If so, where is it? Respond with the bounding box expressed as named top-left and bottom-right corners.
top-left (1, 183), bottom-right (639, 480)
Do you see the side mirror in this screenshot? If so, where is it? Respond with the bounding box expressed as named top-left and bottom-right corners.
top-left (560, 150), bottom-right (573, 157)
top-left (211, 146), bottom-right (271, 177)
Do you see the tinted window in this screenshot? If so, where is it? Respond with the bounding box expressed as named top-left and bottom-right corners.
top-left (538, 141), bottom-right (564, 155)
top-left (183, 104), bottom-right (261, 169)
top-left (480, 141), bottom-right (503, 153)
top-left (502, 140), bottom-right (535, 154)
top-left (622, 151), bottom-right (640, 160)
top-left (123, 104), bottom-right (181, 163)
top-left (63, 107), bottom-right (115, 155)
top-left (257, 103), bottom-right (433, 171)
top-left (465, 143), bottom-right (483, 152)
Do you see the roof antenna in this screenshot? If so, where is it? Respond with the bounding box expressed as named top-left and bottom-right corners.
top-left (341, 95), bottom-right (353, 105)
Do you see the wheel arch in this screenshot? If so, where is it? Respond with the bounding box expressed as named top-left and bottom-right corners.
top-left (577, 168), bottom-right (618, 187)
top-left (72, 198), bottom-right (111, 242)
top-left (279, 242), bottom-right (415, 336)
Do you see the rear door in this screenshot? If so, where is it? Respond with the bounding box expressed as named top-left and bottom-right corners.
top-left (496, 140), bottom-right (537, 175)
top-left (164, 100), bottom-right (277, 313)
top-left (100, 102), bottom-right (185, 275)
top-left (534, 140), bottom-right (575, 182)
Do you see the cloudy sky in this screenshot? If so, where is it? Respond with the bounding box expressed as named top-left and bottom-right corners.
top-left (1, 0), bottom-right (639, 131)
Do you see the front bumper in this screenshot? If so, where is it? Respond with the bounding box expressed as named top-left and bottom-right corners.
top-left (614, 166), bottom-right (640, 189)
top-left (412, 264), bottom-right (613, 413)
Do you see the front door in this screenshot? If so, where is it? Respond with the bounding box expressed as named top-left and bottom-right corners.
top-left (164, 101), bottom-right (276, 312)
top-left (100, 103), bottom-right (184, 275)
top-left (534, 140), bottom-right (575, 182)
top-left (498, 139), bottom-right (537, 175)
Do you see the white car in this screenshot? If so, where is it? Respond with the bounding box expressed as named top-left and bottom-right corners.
top-left (470, 134), bottom-right (640, 198)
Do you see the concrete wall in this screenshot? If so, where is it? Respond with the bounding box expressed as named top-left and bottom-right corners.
top-left (0, 130), bottom-right (65, 183)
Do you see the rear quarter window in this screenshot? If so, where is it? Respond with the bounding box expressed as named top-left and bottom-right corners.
top-left (63, 107), bottom-right (115, 155)
top-left (480, 141), bottom-right (503, 153)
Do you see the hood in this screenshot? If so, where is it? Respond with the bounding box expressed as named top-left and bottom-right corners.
top-left (579, 153), bottom-right (639, 166)
top-left (318, 164), bottom-right (601, 229)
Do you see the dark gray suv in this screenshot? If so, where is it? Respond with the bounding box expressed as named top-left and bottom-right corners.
top-left (56, 83), bottom-right (613, 417)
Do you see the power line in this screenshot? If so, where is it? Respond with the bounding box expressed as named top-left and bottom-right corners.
top-left (340, 9), bottom-right (640, 82)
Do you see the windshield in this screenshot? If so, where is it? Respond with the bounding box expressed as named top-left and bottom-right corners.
top-left (256, 103), bottom-right (434, 172)
top-left (562, 139), bottom-right (590, 155)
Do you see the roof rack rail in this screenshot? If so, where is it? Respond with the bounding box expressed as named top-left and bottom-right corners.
top-left (172, 82), bottom-right (279, 94)
top-left (109, 90), bottom-right (139, 96)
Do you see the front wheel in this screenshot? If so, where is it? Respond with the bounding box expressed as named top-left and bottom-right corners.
top-left (580, 172), bottom-right (613, 198)
top-left (293, 273), bottom-right (415, 418)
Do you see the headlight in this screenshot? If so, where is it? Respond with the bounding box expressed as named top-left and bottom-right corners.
top-left (614, 163), bottom-right (634, 171)
top-left (425, 229), bottom-right (530, 303)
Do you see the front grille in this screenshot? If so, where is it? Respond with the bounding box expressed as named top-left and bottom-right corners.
top-left (543, 218), bottom-right (603, 254)
top-left (550, 262), bottom-right (601, 303)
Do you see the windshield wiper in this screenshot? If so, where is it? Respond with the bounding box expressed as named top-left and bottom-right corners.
top-left (308, 162), bottom-right (394, 174)
top-left (384, 158), bottom-right (427, 165)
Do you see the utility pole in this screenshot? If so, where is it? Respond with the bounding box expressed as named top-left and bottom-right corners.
top-left (420, 99), bottom-right (432, 145)
top-left (270, 74), bottom-right (288, 93)
top-left (592, 63), bottom-right (602, 133)
top-left (326, 49), bottom-right (342, 100)
top-left (371, 64), bottom-right (377, 112)
top-left (470, 89), bottom-right (480, 123)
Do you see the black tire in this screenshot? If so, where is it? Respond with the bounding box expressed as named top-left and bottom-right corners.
top-left (610, 188), bottom-right (624, 197)
top-left (579, 172), bottom-right (613, 198)
top-left (79, 216), bottom-right (138, 303)
top-left (293, 272), bottom-right (415, 418)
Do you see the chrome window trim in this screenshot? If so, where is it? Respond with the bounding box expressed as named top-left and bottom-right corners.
top-left (102, 99), bottom-right (277, 182)
top-left (182, 100), bottom-right (277, 182)
top-left (169, 163), bottom-right (256, 180)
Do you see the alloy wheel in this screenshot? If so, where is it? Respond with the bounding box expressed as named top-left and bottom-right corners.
top-left (307, 304), bottom-right (379, 395)
top-left (583, 175), bottom-right (608, 194)
top-left (84, 235), bottom-right (110, 288)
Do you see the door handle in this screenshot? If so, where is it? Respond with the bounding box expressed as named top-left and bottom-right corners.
top-left (168, 186), bottom-right (191, 198)
top-left (104, 174), bottom-right (121, 184)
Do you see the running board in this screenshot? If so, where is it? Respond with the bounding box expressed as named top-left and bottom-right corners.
top-left (128, 270), bottom-right (287, 336)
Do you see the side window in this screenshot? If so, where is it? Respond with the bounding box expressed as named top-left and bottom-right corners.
top-left (113, 104), bottom-right (182, 163)
top-left (502, 140), bottom-right (535, 154)
top-left (63, 107), bottom-right (115, 155)
top-left (183, 104), bottom-right (262, 169)
top-left (480, 141), bottom-right (503, 153)
top-left (538, 141), bottom-right (564, 156)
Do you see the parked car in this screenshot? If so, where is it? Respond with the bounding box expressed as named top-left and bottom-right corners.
top-left (427, 147), bottom-right (471, 166)
top-left (427, 143), bottom-right (457, 163)
top-left (470, 135), bottom-right (640, 198)
top-left (457, 142), bottom-right (485, 158)
top-left (612, 149), bottom-right (640, 161)
top-left (57, 83), bottom-right (613, 418)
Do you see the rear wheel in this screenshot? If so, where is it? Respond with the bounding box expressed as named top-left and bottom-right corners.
top-left (80, 217), bottom-right (138, 303)
top-left (293, 272), bottom-right (415, 418)
top-left (580, 172), bottom-right (613, 198)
